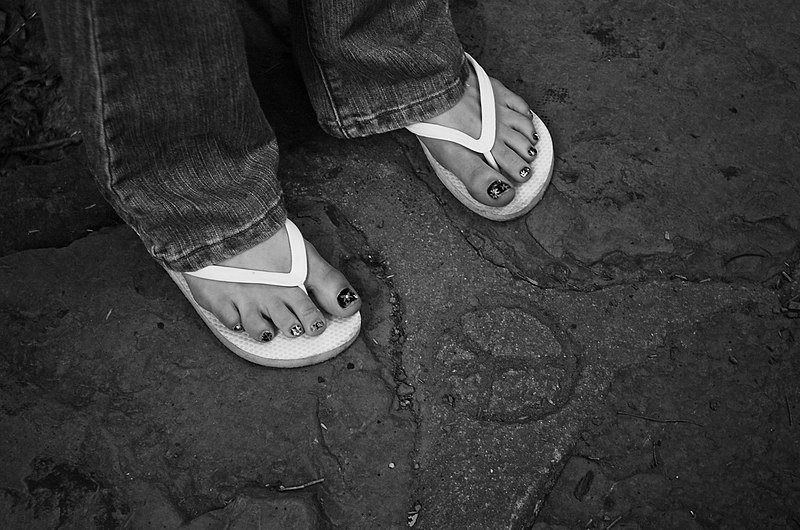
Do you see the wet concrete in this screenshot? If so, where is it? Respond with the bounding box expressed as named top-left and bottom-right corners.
top-left (1, 0), bottom-right (799, 528)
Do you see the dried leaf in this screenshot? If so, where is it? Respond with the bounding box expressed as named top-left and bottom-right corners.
top-left (573, 469), bottom-right (594, 501)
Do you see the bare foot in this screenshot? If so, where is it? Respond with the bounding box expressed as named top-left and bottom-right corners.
top-left (418, 62), bottom-right (540, 206)
top-left (184, 225), bottom-right (361, 342)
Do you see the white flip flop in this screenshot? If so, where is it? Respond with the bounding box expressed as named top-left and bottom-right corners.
top-left (166, 219), bottom-right (361, 368)
top-left (406, 53), bottom-right (554, 221)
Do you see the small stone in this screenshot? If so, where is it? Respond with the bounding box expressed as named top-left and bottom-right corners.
top-left (388, 462), bottom-right (395, 469)
top-left (396, 382), bottom-right (414, 396)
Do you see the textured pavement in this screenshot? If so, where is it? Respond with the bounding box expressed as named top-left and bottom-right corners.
top-left (1, 0), bottom-right (799, 528)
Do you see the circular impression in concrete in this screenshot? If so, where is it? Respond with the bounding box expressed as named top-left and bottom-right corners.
top-left (433, 306), bottom-right (580, 423)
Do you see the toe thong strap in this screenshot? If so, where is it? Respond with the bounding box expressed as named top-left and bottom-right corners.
top-left (405, 53), bottom-right (499, 171)
top-left (185, 219), bottom-right (308, 291)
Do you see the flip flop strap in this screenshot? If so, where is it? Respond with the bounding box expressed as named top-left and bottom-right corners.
top-left (405, 53), bottom-right (499, 171)
top-left (184, 219), bottom-right (308, 289)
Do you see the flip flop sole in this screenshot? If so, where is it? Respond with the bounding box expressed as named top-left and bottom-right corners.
top-left (417, 110), bottom-right (554, 221)
top-left (167, 268), bottom-right (361, 368)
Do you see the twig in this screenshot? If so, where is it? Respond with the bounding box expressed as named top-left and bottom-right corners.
top-left (651, 439), bottom-right (662, 468)
top-left (275, 477), bottom-right (324, 491)
top-left (2, 133), bottom-right (81, 154)
top-left (616, 411), bottom-right (704, 427)
top-left (0, 10), bottom-right (38, 47)
top-left (511, 270), bottom-right (540, 287)
top-left (723, 252), bottom-right (766, 266)
top-left (786, 396), bottom-right (793, 426)
top-left (605, 515), bottom-right (623, 529)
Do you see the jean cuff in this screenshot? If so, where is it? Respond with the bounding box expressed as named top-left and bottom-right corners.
top-left (160, 200), bottom-right (288, 272)
top-left (318, 55), bottom-right (470, 139)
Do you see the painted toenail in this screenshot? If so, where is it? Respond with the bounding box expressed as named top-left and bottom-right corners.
top-left (337, 288), bottom-right (359, 308)
top-left (533, 132), bottom-right (539, 142)
top-left (487, 180), bottom-right (512, 200)
top-left (311, 320), bottom-right (325, 332)
top-left (233, 324), bottom-right (243, 332)
top-left (519, 166), bottom-right (531, 179)
top-left (527, 146), bottom-right (538, 158)
top-left (260, 330), bottom-right (274, 342)
top-left (290, 324), bottom-right (304, 337)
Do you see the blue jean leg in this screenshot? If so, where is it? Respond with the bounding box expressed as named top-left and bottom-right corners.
top-left (40, 0), bottom-right (469, 271)
top-left (40, 0), bottom-right (287, 272)
top-left (291, 0), bottom-right (469, 139)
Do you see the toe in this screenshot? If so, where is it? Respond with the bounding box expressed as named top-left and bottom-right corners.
top-left (239, 302), bottom-right (277, 342)
top-left (257, 323), bottom-right (276, 343)
top-left (502, 132), bottom-right (538, 169)
top-left (308, 273), bottom-right (361, 318)
top-left (496, 107), bottom-right (538, 164)
top-left (268, 303), bottom-right (306, 339)
top-left (421, 137), bottom-right (516, 206)
top-left (504, 107), bottom-right (538, 146)
top-left (284, 289), bottom-right (327, 336)
top-left (216, 302), bottom-right (243, 331)
top-left (304, 244), bottom-right (361, 318)
top-left (490, 142), bottom-right (531, 184)
top-left (183, 275), bottom-right (244, 331)
top-left (493, 78), bottom-right (531, 117)
top-left (467, 164), bottom-right (516, 206)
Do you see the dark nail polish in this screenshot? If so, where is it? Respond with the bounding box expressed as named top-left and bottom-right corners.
top-left (290, 324), bottom-right (304, 337)
top-left (528, 146), bottom-right (538, 158)
top-left (487, 180), bottom-right (512, 200)
top-left (260, 330), bottom-right (274, 342)
top-left (338, 288), bottom-right (359, 308)
top-left (311, 320), bottom-right (325, 332)
top-left (519, 167), bottom-right (531, 180)
top-left (533, 132), bottom-right (539, 142)
top-left (233, 324), bottom-right (243, 332)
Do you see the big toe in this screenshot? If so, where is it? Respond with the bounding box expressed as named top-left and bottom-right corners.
top-left (424, 138), bottom-right (516, 207)
top-left (304, 242), bottom-right (361, 318)
top-left (467, 164), bottom-right (516, 206)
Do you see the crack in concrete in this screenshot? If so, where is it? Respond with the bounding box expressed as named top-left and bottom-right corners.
top-left (461, 229), bottom-right (542, 288)
top-left (312, 397), bottom-right (346, 479)
top-left (319, 200), bottom-right (426, 526)
top-left (394, 136), bottom-right (731, 294)
top-left (319, 200), bottom-right (420, 425)
top-left (395, 135), bottom-right (548, 293)
top-left (310, 396), bottom-right (360, 526)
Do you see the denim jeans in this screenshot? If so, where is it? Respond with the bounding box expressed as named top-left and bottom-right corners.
top-left (40, 0), bottom-right (467, 271)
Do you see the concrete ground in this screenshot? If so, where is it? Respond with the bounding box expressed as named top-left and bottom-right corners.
top-left (1, 0), bottom-right (799, 528)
